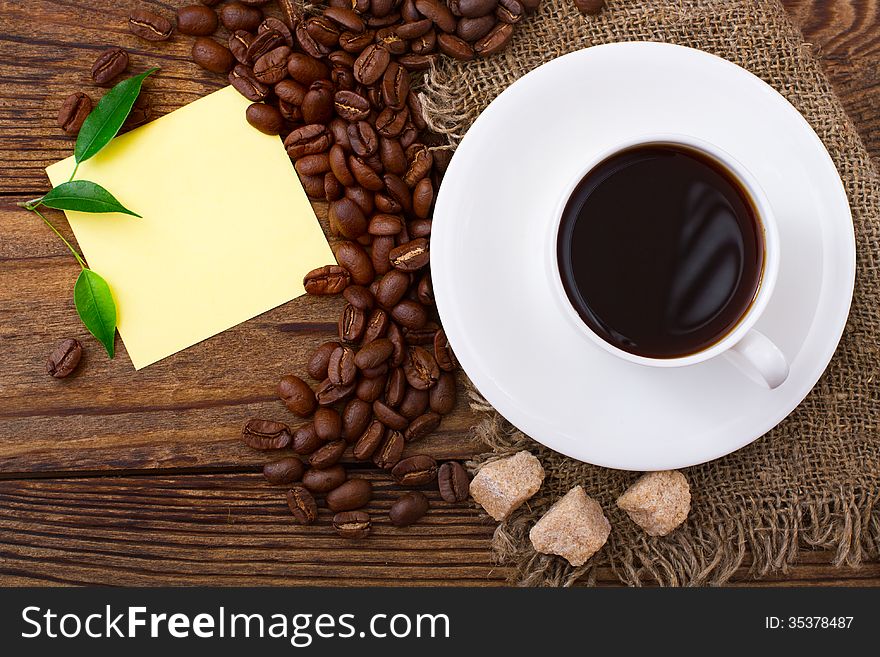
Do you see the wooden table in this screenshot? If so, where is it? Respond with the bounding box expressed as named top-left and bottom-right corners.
top-left (1, 0), bottom-right (878, 586)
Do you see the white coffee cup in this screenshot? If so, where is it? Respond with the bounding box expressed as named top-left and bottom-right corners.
top-left (546, 133), bottom-right (790, 389)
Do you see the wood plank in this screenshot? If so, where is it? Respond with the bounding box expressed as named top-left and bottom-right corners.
top-left (2, 472), bottom-right (878, 586)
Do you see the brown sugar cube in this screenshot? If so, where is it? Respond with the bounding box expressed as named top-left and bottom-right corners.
top-left (529, 486), bottom-right (610, 566)
top-left (469, 450), bottom-right (544, 521)
top-left (616, 470), bottom-right (691, 536)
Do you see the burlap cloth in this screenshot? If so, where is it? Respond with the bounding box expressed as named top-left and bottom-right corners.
top-left (420, 0), bottom-right (880, 586)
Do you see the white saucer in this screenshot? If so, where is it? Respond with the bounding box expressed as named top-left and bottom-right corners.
top-left (431, 42), bottom-right (855, 470)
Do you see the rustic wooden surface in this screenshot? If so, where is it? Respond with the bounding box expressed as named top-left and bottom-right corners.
top-left (1, 0), bottom-right (879, 586)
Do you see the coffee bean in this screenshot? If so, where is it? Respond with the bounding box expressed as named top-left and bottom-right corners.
top-left (371, 235), bottom-right (395, 276)
top-left (353, 43), bottom-right (391, 85)
top-left (429, 370), bottom-right (457, 414)
top-left (417, 273), bottom-right (435, 306)
top-left (242, 419), bottom-right (292, 449)
top-left (384, 366), bottom-right (406, 407)
top-left (404, 346), bottom-right (440, 390)
top-left (395, 18), bottom-right (432, 39)
top-left (347, 122), bottom-right (378, 159)
top-left (259, 17), bottom-right (294, 47)
top-left (374, 270), bottom-right (409, 308)
top-left (521, 0), bottom-right (541, 11)
top-left (457, 15), bottom-right (496, 41)
top-left (346, 155), bottom-right (382, 191)
top-left (287, 485), bottom-right (318, 524)
top-left (229, 64), bottom-right (270, 101)
top-left (404, 411), bottom-right (441, 441)
top-left (46, 338), bottom-right (82, 378)
top-left (306, 16), bottom-right (341, 47)
top-left (328, 345), bottom-right (358, 386)
top-left (404, 144), bottom-right (433, 186)
top-left (376, 27), bottom-right (406, 54)
top-left (438, 33), bottom-right (475, 60)
top-left (263, 456), bottom-right (305, 484)
top-left (302, 80), bottom-right (335, 123)
top-left (296, 153), bottom-right (331, 177)
top-left (302, 464), bottom-right (347, 492)
top-left (375, 106), bottom-right (409, 138)
top-left (341, 398), bottom-right (372, 442)
top-left (340, 30), bottom-right (376, 54)
top-left (296, 20), bottom-right (330, 58)
top-left (386, 322), bottom-right (406, 366)
top-left (353, 420), bottom-right (384, 460)
top-left (91, 48), bottom-right (128, 85)
top-left (412, 178), bottom-right (434, 218)
top-left (253, 45), bottom-right (291, 84)
top-left (324, 6), bottom-right (366, 32)
top-left (415, 0), bottom-right (457, 32)
top-left (363, 310), bottom-right (391, 346)
top-left (475, 21), bottom-right (514, 56)
top-left (378, 62), bottom-right (410, 109)
top-left (307, 342), bottom-right (338, 381)
top-left (245, 102), bottom-right (284, 134)
top-left (277, 375), bottom-right (317, 416)
top-left (374, 429), bottom-right (405, 468)
top-left (326, 478), bottom-right (372, 511)
top-left (355, 338), bottom-right (394, 370)
top-left (129, 9), bottom-right (174, 41)
top-left (57, 93), bottom-right (91, 136)
top-left (177, 5), bottom-right (218, 35)
top-left (329, 145), bottom-right (356, 186)
top-left (343, 285), bottom-right (374, 311)
top-left (293, 422), bottom-right (323, 454)
top-left (438, 461), bottom-right (470, 502)
top-left (389, 491), bottom-right (429, 526)
top-left (356, 374), bottom-right (386, 403)
top-left (229, 31), bottom-right (254, 64)
top-left (304, 264), bottom-right (350, 295)
top-left (391, 300), bottom-right (428, 330)
top-left (345, 185), bottom-right (374, 214)
top-left (377, 139), bottom-right (404, 177)
top-left (333, 90), bottom-right (370, 121)
top-left (360, 363), bottom-right (389, 379)
top-left (277, 0), bottom-right (302, 27)
top-left (399, 386), bottom-right (429, 419)
top-left (398, 53), bottom-right (439, 71)
top-left (372, 0), bottom-right (395, 17)
top-left (575, 0), bottom-right (605, 15)
top-left (389, 238), bottom-right (429, 271)
top-left (392, 454), bottom-right (438, 486)
top-left (496, 0), bottom-right (524, 22)
top-left (334, 240), bottom-right (374, 285)
top-left (373, 399), bottom-right (408, 431)
top-left (433, 328), bottom-right (457, 371)
top-left (316, 378), bottom-right (356, 405)
top-left (192, 38), bottom-right (235, 73)
top-left (219, 2), bottom-right (263, 31)
top-left (314, 407), bottom-right (343, 442)
top-left (336, 306), bottom-right (365, 346)
top-left (309, 438), bottom-right (347, 468)
top-left (286, 124), bottom-right (332, 159)
top-left (333, 510), bottom-right (371, 538)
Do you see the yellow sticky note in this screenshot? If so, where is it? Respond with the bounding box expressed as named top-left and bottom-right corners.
top-left (47, 86), bottom-right (333, 369)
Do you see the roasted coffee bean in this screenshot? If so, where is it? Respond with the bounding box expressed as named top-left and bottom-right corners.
top-left (368, 214), bottom-right (403, 237)
top-left (392, 454), bottom-right (438, 485)
top-left (391, 300), bottom-right (428, 330)
top-left (331, 241), bottom-right (372, 287)
top-left (438, 33), bottom-right (475, 60)
top-left (383, 174), bottom-right (412, 214)
top-left (342, 285), bottom-right (374, 312)
top-left (293, 422), bottom-right (323, 454)
top-left (404, 144), bottom-right (433, 186)
top-left (327, 478), bottom-right (372, 511)
top-left (389, 238), bottom-right (429, 271)
top-left (245, 102), bottom-right (284, 134)
top-left (415, 0), bottom-right (457, 31)
top-left (316, 377), bottom-right (356, 405)
top-left (362, 308), bottom-right (390, 344)
top-left (380, 137), bottom-right (407, 175)
top-left (375, 194), bottom-right (402, 214)
top-left (314, 407), bottom-right (343, 441)
top-left (368, 12), bottom-right (402, 28)
top-left (329, 145), bottom-right (356, 186)
top-left (229, 31), bottom-right (254, 64)
top-left (346, 185), bottom-right (374, 214)
top-left (395, 18), bottom-right (432, 39)
top-left (325, 172), bottom-right (344, 202)
top-left (323, 6), bottom-right (365, 32)
top-left (399, 386), bottom-right (429, 419)
top-left (377, 27), bottom-right (407, 55)
top-left (356, 373), bottom-right (386, 402)
top-left (277, 0), bottom-right (302, 27)
top-left (371, 235), bottom-right (395, 276)
top-left (46, 338), bottom-right (83, 378)
top-left (433, 329), bottom-right (456, 371)
top-left (177, 5), bottom-right (218, 35)
top-left (306, 16), bottom-right (341, 47)
top-left (354, 420), bottom-right (386, 460)
top-left (575, 0), bottom-right (605, 15)
top-left (398, 53), bottom-right (438, 71)
top-left (91, 48), bottom-right (128, 85)
top-left (229, 64), bottom-right (270, 101)
top-left (245, 29), bottom-right (285, 63)
top-left (452, 0), bottom-right (499, 16)
top-left (272, 80), bottom-right (305, 107)
top-left (309, 438), bottom-right (347, 468)
top-left (278, 100), bottom-right (302, 121)
top-left (403, 324), bottom-right (437, 345)
top-left (295, 153), bottom-right (331, 177)
top-left (242, 419), bottom-right (292, 449)
top-left (287, 486), bottom-right (318, 524)
top-left (349, 155), bottom-right (384, 191)
top-left (371, 0), bottom-right (395, 17)
top-left (521, 0), bottom-right (541, 10)
top-left (301, 464), bottom-right (346, 493)
top-left (429, 371), bottom-right (457, 414)
top-left (263, 456), bottom-right (305, 484)
top-left (338, 305), bottom-right (366, 345)
top-left (475, 21), bottom-right (514, 56)
top-left (308, 341), bottom-right (339, 380)
top-left (334, 90), bottom-right (370, 121)
top-left (496, 0), bottom-right (523, 22)
top-left (256, 18), bottom-right (292, 48)
top-left (400, 124), bottom-right (420, 150)
top-left (412, 178), bottom-right (434, 218)
top-left (286, 53), bottom-right (329, 85)
top-left (411, 220), bottom-right (433, 241)
top-left (333, 510), bottom-right (371, 538)
top-left (301, 173), bottom-right (325, 199)
top-left (456, 15), bottom-right (496, 41)
top-left (389, 491), bottom-right (429, 526)
top-left (219, 2), bottom-right (262, 31)
top-left (327, 345), bottom-right (357, 386)
top-left (375, 106), bottom-right (409, 138)
top-left (354, 338), bottom-right (394, 371)
top-left (386, 322), bottom-right (406, 366)
top-left (253, 45), bottom-right (291, 84)
top-left (373, 399), bottom-right (408, 430)
top-left (341, 398), bottom-right (372, 442)
top-left (192, 38), bottom-right (235, 73)
top-left (353, 43), bottom-right (391, 85)
top-left (339, 30), bottom-right (375, 54)
top-left (404, 346), bottom-right (440, 390)
top-left (57, 93), bottom-right (91, 136)
top-left (404, 411), bottom-right (441, 441)
top-left (374, 429), bottom-right (405, 468)
top-left (438, 461), bottom-right (470, 502)
top-left (348, 121), bottom-right (379, 158)
top-left (295, 20), bottom-right (330, 58)
top-left (360, 363), bottom-right (388, 379)
top-left (327, 198), bottom-right (366, 240)
top-left (302, 80), bottom-right (335, 123)
top-left (278, 375), bottom-right (317, 416)
top-left (380, 369), bottom-right (404, 409)
top-left (304, 264), bottom-right (350, 295)
top-left (129, 9), bottom-right (173, 41)
top-left (286, 124), bottom-right (332, 159)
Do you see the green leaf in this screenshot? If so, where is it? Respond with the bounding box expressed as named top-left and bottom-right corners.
top-left (74, 68), bottom-right (159, 165)
top-left (39, 180), bottom-right (141, 217)
top-left (74, 269), bottom-right (117, 358)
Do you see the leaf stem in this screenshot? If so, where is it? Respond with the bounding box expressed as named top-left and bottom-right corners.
top-left (30, 207), bottom-right (87, 270)
top-left (68, 162), bottom-right (80, 182)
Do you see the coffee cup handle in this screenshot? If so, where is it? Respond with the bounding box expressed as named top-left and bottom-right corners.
top-left (724, 329), bottom-right (789, 389)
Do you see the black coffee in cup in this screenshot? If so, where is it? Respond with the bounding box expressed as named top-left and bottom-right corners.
top-left (557, 144), bottom-right (764, 358)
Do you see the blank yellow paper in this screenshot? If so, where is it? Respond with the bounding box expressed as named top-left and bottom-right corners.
top-left (47, 86), bottom-right (333, 369)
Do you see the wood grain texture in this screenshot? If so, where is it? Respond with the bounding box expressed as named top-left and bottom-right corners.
top-left (0, 0), bottom-right (878, 585)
